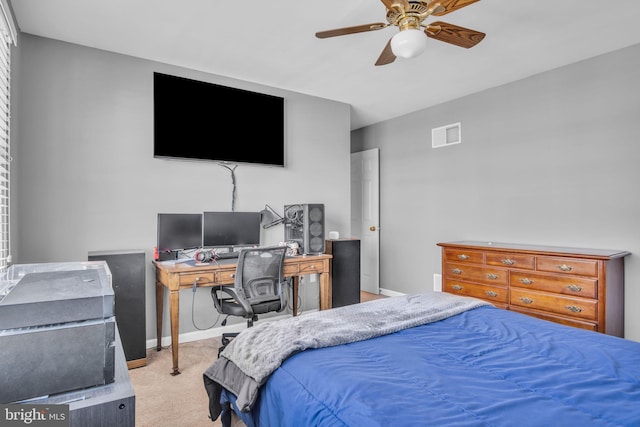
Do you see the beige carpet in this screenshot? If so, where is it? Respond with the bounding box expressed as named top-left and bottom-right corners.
top-left (129, 337), bottom-right (222, 427)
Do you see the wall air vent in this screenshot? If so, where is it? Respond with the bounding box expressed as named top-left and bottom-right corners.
top-left (432, 122), bottom-right (461, 148)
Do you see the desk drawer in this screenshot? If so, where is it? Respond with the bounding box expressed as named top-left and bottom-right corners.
top-left (215, 270), bottom-right (236, 284)
top-left (283, 264), bottom-right (299, 276)
top-left (178, 272), bottom-right (214, 286)
top-left (298, 260), bottom-right (325, 275)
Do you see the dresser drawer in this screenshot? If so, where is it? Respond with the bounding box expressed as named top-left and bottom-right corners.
top-left (443, 249), bottom-right (484, 264)
top-left (485, 252), bottom-right (534, 270)
top-left (444, 279), bottom-right (507, 304)
top-left (444, 263), bottom-right (508, 286)
top-left (509, 307), bottom-right (598, 332)
top-left (536, 256), bottom-right (598, 277)
top-left (178, 272), bottom-right (214, 286)
top-left (510, 288), bottom-right (597, 321)
top-left (510, 271), bottom-right (597, 299)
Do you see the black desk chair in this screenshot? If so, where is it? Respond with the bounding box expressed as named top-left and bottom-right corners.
top-left (211, 246), bottom-right (288, 356)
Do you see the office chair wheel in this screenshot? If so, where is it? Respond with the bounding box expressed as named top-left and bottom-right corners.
top-left (219, 332), bottom-right (240, 356)
top-left (221, 332), bottom-right (239, 347)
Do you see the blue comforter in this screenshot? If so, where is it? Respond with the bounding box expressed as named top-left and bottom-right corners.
top-left (223, 305), bottom-right (640, 426)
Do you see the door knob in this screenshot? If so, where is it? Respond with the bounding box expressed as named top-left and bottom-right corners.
top-left (369, 226), bottom-right (376, 231)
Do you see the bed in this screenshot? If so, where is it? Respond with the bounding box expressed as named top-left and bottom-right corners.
top-left (203, 292), bottom-right (640, 426)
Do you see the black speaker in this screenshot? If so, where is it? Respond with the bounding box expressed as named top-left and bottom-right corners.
top-left (88, 250), bottom-right (146, 369)
top-left (284, 204), bottom-right (325, 254)
top-left (326, 239), bottom-right (361, 308)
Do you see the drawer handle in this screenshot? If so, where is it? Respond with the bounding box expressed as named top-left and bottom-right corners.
top-left (230, 273), bottom-right (235, 278)
top-left (520, 297), bottom-right (534, 304)
top-left (487, 273), bottom-right (499, 280)
top-left (485, 291), bottom-right (498, 298)
top-left (566, 305), bottom-right (583, 313)
top-left (452, 284), bottom-right (463, 291)
top-left (452, 268), bottom-right (463, 275)
top-left (457, 254), bottom-right (469, 260)
top-left (501, 258), bottom-right (515, 265)
top-left (567, 284), bottom-right (582, 292)
top-left (558, 264), bottom-right (573, 272)
top-left (519, 278), bottom-right (534, 285)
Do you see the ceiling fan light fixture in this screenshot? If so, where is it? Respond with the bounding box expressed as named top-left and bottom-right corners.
top-left (390, 28), bottom-right (427, 59)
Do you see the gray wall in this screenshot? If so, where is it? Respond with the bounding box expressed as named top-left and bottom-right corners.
top-left (13, 34), bottom-right (352, 341)
top-left (352, 43), bottom-right (640, 342)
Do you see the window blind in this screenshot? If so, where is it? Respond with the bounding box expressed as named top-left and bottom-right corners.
top-left (0, 0), bottom-right (15, 271)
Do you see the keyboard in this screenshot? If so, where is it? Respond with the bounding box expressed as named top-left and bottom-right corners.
top-left (216, 251), bottom-right (240, 259)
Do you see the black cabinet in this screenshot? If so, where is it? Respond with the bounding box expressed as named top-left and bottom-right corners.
top-left (326, 239), bottom-right (361, 308)
top-left (88, 250), bottom-right (146, 368)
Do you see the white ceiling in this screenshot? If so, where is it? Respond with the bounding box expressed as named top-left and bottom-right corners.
top-left (10, 0), bottom-right (640, 130)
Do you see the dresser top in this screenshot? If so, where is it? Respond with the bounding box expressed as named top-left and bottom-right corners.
top-left (437, 241), bottom-right (630, 260)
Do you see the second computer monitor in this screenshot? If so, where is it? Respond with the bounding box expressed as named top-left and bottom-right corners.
top-left (202, 211), bottom-right (261, 248)
top-left (157, 213), bottom-right (203, 252)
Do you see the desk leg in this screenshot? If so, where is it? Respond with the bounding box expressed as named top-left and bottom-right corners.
top-left (155, 279), bottom-right (164, 351)
top-left (292, 277), bottom-right (299, 317)
top-left (319, 272), bottom-right (332, 311)
top-left (169, 289), bottom-right (181, 376)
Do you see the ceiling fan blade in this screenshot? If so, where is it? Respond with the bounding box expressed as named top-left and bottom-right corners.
top-left (426, 21), bottom-right (485, 48)
top-left (428, 0), bottom-right (480, 16)
top-left (375, 39), bottom-right (396, 66)
top-left (380, 0), bottom-right (410, 12)
top-left (315, 23), bottom-right (388, 39)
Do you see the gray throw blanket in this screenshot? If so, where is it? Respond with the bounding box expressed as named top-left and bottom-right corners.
top-left (203, 292), bottom-right (490, 418)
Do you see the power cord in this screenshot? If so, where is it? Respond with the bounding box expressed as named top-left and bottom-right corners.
top-left (217, 163), bottom-right (238, 212)
top-left (286, 277), bottom-right (303, 314)
top-left (190, 279), bottom-right (221, 330)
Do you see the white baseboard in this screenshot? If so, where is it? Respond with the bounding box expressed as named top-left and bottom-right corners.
top-left (379, 277), bottom-right (442, 298)
top-left (379, 288), bottom-right (406, 297)
top-left (146, 312), bottom-right (293, 349)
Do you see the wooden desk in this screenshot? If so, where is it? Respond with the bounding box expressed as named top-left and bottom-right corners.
top-left (154, 253), bottom-right (332, 375)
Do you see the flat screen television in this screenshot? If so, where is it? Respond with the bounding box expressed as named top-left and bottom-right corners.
top-left (202, 211), bottom-right (261, 248)
top-left (157, 213), bottom-right (203, 253)
top-left (153, 72), bottom-right (285, 167)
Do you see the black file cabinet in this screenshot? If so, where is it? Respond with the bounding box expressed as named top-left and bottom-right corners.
top-left (88, 250), bottom-right (146, 368)
top-left (326, 239), bottom-right (361, 308)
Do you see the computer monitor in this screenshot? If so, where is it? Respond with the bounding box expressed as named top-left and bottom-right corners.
top-left (157, 213), bottom-right (203, 252)
top-left (202, 212), bottom-right (261, 248)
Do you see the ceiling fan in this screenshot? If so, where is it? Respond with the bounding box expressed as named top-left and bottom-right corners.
top-left (315, 0), bottom-right (485, 66)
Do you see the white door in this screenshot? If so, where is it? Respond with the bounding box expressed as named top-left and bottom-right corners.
top-left (351, 149), bottom-right (380, 294)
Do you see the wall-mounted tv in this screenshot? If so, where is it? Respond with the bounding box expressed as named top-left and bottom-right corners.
top-left (153, 72), bottom-right (285, 167)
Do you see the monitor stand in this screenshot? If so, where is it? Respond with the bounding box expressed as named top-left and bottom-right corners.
top-left (158, 250), bottom-right (178, 261)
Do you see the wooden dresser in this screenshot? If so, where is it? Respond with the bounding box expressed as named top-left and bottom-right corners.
top-left (437, 241), bottom-right (629, 337)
